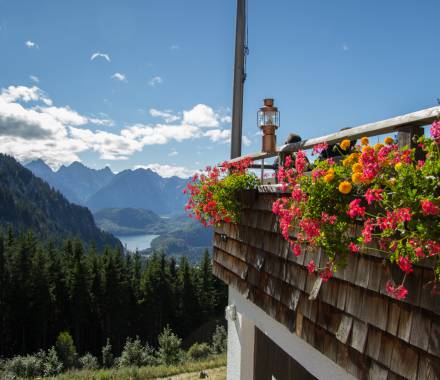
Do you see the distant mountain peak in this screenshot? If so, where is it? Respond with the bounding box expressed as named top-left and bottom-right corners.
top-left (26, 158), bottom-right (53, 172)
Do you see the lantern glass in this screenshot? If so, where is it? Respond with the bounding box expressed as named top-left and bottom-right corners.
top-left (257, 99), bottom-right (279, 129)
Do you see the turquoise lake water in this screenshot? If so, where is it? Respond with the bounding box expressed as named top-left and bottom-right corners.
top-left (117, 234), bottom-right (159, 252)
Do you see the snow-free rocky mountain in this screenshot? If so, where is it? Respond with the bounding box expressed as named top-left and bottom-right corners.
top-left (26, 160), bottom-right (188, 215)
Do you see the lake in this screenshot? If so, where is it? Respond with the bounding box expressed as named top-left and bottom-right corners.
top-left (117, 234), bottom-right (159, 252)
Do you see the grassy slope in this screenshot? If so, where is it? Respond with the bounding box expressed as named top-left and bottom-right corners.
top-left (50, 355), bottom-right (226, 380)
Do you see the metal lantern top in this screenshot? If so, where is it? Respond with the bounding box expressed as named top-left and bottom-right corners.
top-left (257, 98), bottom-right (279, 129)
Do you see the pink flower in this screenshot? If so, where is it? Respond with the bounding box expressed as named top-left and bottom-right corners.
top-left (284, 155), bottom-right (292, 168)
top-left (361, 218), bottom-right (374, 243)
top-left (348, 242), bottom-right (360, 253)
top-left (292, 244), bottom-right (302, 257)
top-left (347, 199), bottom-right (366, 219)
top-left (420, 199), bottom-right (439, 216)
top-left (312, 142), bottom-right (329, 155)
top-left (397, 256), bottom-right (413, 274)
top-left (386, 281), bottom-right (408, 300)
top-left (295, 150), bottom-right (308, 175)
top-left (415, 247), bottom-right (425, 258)
top-left (319, 267), bottom-right (333, 282)
top-left (321, 212), bottom-right (337, 225)
top-left (365, 188), bottom-right (383, 205)
top-left (307, 260), bottom-right (316, 273)
top-left (431, 121), bottom-right (440, 143)
top-left (291, 187), bottom-right (304, 202)
top-left (312, 169), bottom-right (326, 181)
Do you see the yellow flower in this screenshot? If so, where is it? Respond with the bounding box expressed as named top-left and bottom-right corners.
top-left (374, 143), bottom-right (384, 151)
top-left (324, 173), bottom-right (334, 183)
top-left (388, 178), bottom-right (397, 186)
top-left (362, 146), bottom-right (374, 154)
top-left (384, 136), bottom-right (394, 145)
top-left (352, 172), bottom-right (363, 184)
top-left (394, 162), bottom-right (403, 171)
top-left (352, 163), bottom-right (363, 173)
top-left (327, 168), bottom-right (335, 174)
top-left (342, 158), bottom-right (350, 167)
top-left (338, 181), bottom-right (352, 194)
top-left (360, 136), bottom-right (369, 145)
top-left (340, 139), bottom-right (351, 151)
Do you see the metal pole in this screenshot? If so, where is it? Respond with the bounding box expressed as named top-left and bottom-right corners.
top-left (230, 0), bottom-right (246, 159)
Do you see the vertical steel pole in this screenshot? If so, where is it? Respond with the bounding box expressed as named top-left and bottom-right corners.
top-left (230, 0), bottom-right (246, 159)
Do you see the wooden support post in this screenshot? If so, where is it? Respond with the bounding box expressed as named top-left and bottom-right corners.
top-left (397, 125), bottom-right (424, 160)
top-left (230, 0), bottom-right (246, 159)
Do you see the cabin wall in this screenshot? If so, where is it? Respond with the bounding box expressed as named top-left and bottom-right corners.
top-left (214, 191), bottom-right (440, 380)
top-left (228, 286), bottom-right (355, 380)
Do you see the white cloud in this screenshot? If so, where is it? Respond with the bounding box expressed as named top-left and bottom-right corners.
top-left (30, 75), bottom-right (40, 83)
top-left (220, 115), bottom-right (232, 123)
top-left (242, 135), bottom-right (252, 146)
top-left (91, 52), bottom-right (111, 62)
top-left (25, 40), bottom-right (38, 49)
top-left (204, 128), bottom-right (230, 143)
top-left (134, 163), bottom-right (196, 178)
top-left (204, 128), bottom-right (251, 146)
top-left (149, 76), bottom-right (163, 86)
top-left (183, 104), bottom-right (219, 128)
top-left (170, 44), bottom-right (180, 51)
top-left (1, 85), bottom-right (51, 105)
top-left (342, 43), bottom-right (349, 51)
top-left (111, 72), bottom-right (127, 82)
top-left (0, 84), bottom-right (234, 168)
top-left (149, 108), bottom-right (180, 123)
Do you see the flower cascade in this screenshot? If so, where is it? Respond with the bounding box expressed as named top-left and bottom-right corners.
top-left (272, 123), bottom-right (440, 299)
top-left (184, 157), bottom-right (259, 226)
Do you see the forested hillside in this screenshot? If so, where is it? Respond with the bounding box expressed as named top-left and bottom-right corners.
top-left (0, 155), bottom-right (120, 249)
top-left (0, 230), bottom-right (226, 359)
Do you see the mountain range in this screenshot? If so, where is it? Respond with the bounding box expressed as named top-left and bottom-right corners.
top-left (25, 160), bottom-right (188, 215)
top-left (0, 154), bottom-right (120, 249)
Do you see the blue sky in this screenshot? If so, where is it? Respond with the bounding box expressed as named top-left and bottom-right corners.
top-left (1, 0), bottom-right (439, 177)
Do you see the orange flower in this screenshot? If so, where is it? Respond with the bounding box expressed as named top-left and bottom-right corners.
top-left (352, 172), bottom-right (363, 184)
top-left (374, 143), bottom-right (384, 151)
top-left (352, 163), bottom-right (363, 173)
top-left (324, 172), bottom-right (334, 183)
top-left (362, 146), bottom-right (374, 154)
top-left (360, 136), bottom-right (369, 145)
top-left (384, 136), bottom-right (394, 145)
top-left (340, 139), bottom-right (351, 151)
top-left (338, 181), bottom-right (352, 194)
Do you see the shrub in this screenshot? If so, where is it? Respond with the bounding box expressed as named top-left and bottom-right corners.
top-left (79, 352), bottom-right (99, 370)
top-left (157, 326), bottom-right (183, 365)
top-left (55, 331), bottom-right (78, 369)
top-left (3, 353), bottom-right (44, 378)
top-left (211, 325), bottom-right (227, 354)
top-left (184, 157), bottom-right (259, 225)
top-left (118, 336), bottom-right (156, 367)
top-left (102, 338), bottom-right (114, 368)
top-left (40, 347), bottom-right (63, 376)
top-left (187, 342), bottom-right (211, 360)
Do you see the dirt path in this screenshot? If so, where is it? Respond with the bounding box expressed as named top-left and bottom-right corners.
top-left (155, 366), bottom-right (226, 380)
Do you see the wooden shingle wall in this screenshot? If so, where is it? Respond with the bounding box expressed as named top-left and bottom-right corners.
top-left (213, 192), bottom-right (440, 380)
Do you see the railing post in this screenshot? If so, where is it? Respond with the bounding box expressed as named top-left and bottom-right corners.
top-left (397, 125), bottom-right (424, 160)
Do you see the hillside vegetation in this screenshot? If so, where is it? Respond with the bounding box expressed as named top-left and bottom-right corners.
top-left (0, 154), bottom-right (120, 249)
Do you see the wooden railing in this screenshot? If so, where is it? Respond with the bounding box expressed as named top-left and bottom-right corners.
top-left (229, 105), bottom-right (440, 180)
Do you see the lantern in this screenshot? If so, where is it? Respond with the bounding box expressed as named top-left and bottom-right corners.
top-left (257, 98), bottom-right (279, 153)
